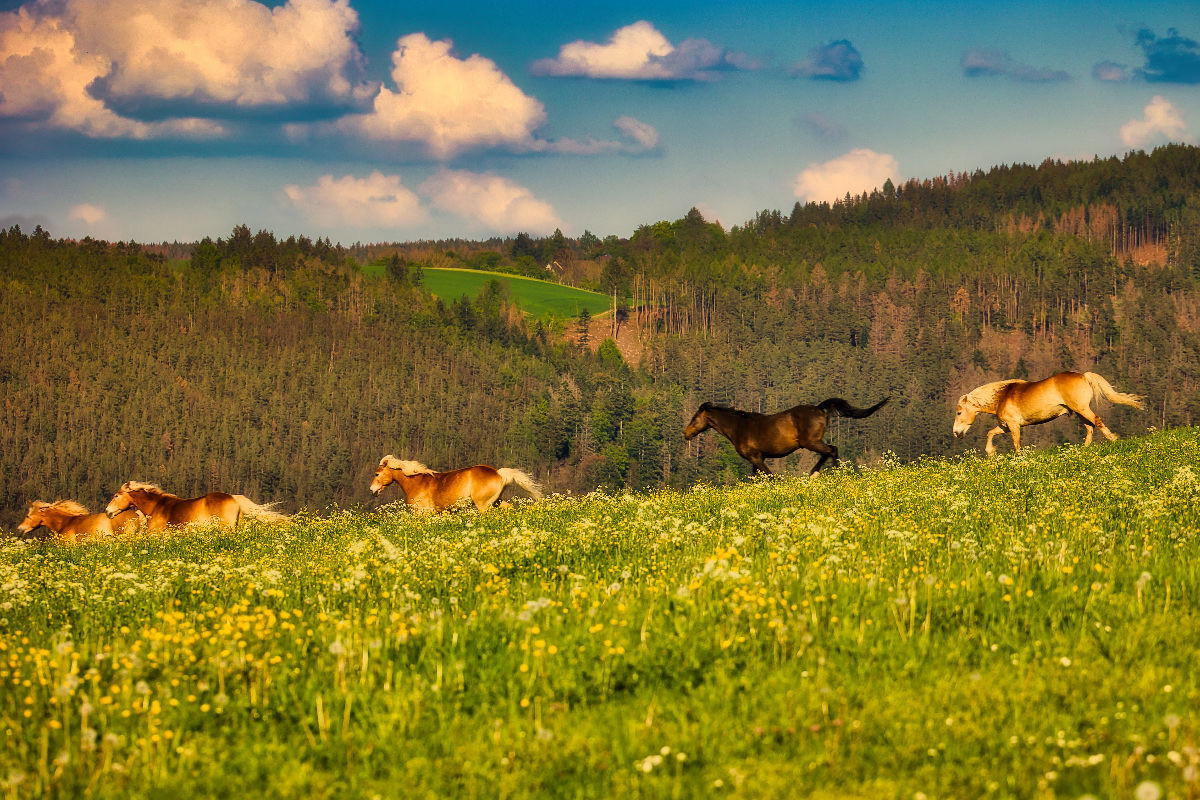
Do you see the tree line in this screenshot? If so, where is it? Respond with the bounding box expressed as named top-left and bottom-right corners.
top-left (3, 145), bottom-right (1200, 526)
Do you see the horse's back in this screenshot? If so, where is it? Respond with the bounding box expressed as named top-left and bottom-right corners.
top-left (169, 492), bottom-right (239, 525)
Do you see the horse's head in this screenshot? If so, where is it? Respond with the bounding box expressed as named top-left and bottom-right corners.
top-left (105, 483), bottom-right (136, 517)
top-left (369, 462), bottom-right (394, 495)
top-left (953, 395), bottom-right (979, 438)
top-left (17, 501), bottom-right (51, 534)
top-left (684, 403), bottom-right (712, 440)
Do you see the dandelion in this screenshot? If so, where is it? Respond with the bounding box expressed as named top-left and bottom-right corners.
top-left (1135, 781), bottom-right (1162, 800)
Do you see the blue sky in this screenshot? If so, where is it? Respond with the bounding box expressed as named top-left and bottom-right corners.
top-left (2, 0), bottom-right (1198, 244)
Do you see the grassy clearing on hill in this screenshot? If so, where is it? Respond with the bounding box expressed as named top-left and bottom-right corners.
top-left (367, 265), bottom-right (612, 319)
top-left (1, 429), bottom-right (1198, 798)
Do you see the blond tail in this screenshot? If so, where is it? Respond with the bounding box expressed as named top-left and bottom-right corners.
top-left (233, 495), bottom-right (289, 523)
top-left (496, 468), bottom-right (543, 500)
top-left (1084, 372), bottom-right (1146, 409)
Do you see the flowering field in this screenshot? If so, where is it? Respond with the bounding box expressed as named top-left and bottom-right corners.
top-left (1, 429), bottom-right (1198, 799)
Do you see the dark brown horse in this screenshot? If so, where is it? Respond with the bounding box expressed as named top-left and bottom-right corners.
top-left (684, 397), bottom-right (889, 475)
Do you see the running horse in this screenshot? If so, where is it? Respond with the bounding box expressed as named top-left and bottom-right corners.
top-left (17, 500), bottom-right (144, 543)
top-left (953, 371), bottom-right (1144, 455)
top-left (369, 455), bottom-right (543, 512)
top-left (684, 396), bottom-right (890, 475)
top-left (105, 481), bottom-right (287, 532)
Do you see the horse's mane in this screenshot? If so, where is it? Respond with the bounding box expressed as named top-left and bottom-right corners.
top-left (39, 499), bottom-right (89, 515)
top-left (964, 379), bottom-right (1026, 410)
top-left (701, 402), bottom-right (756, 418)
top-left (379, 455), bottom-right (437, 476)
top-left (121, 481), bottom-right (178, 498)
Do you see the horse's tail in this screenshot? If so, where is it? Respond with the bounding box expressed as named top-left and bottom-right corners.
top-left (1083, 373), bottom-right (1145, 409)
top-left (818, 396), bottom-right (890, 419)
top-left (496, 468), bottom-right (543, 500)
top-left (232, 495), bottom-right (289, 523)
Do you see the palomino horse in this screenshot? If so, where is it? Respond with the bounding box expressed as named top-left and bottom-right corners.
top-left (684, 396), bottom-right (890, 475)
top-left (17, 500), bottom-right (143, 543)
top-left (954, 371), bottom-right (1144, 455)
top-left (105, 481), bottom-right (287, 532)
top-left (369, 455), bottom-right (542, 512)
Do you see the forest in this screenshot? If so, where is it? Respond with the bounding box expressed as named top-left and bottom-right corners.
top-left (3, 144), bottom-right (1200, 525)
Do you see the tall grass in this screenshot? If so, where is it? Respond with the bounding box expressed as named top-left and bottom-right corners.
top-left (1, 429), bottom-right (1197, 798)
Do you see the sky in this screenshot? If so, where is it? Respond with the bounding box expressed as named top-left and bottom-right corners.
top-left (2, 0), bottom-right (1199, 244)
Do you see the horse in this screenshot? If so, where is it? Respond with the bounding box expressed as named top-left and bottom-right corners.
top-left (953, 371), bottom-right (1145, 455)
top-left (17, 500), bottom-right (143, 543)
top-left (684, 396), bottom-right (890, 475)
top-left (105, 481), bottom-right (287, 532)
top-left (369, 455), bottom-right (543, 513)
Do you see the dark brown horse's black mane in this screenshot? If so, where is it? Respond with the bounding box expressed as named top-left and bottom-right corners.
top-left (698, 401), bottom-right (754, 417)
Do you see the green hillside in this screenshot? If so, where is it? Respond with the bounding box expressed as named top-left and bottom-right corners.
top-left (2, 429), bottom-right (1197, 798)
top-left (420, 267), bottom-right (612, 319)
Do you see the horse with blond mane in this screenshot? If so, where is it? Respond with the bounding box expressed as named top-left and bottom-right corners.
top-left (369, 456), bottom-right (542, 512)
top-left (17, 500), bottom-right (143, 543)
top-left (105, 481), bottom-right (287, 532)
top-left (953, 371), bottom-right (1144, 455)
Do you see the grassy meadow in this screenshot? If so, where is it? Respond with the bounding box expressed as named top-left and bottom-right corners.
top-left (368, 265), bottom-right (613, 319)
top-left (1, 429), bottom-right (1198, 798)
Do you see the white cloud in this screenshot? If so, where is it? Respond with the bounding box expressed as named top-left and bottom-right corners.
top-left (283, 172), bottom-right (428, 228)
top-left (531, 20), bottom-right (748, 81)
top-left (0, 7), bottom-right (224, 138)
top-left (338, 33), bottom-right (546, 159)
top-left (420, 170), bottom-right (563, 234)
top-left (1120, 95), bottom-right (1190, 146)
top-left (794, 149), bottom-right (900, 204)
top-left (69, 203), bottom-right (107, 225)
top-left (0, 0), bottom-right (369, 138)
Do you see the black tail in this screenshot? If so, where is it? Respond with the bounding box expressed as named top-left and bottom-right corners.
top-left (818, 396), bottom-right (890, 419)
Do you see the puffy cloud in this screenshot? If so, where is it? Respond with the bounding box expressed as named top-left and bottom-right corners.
top-left (1093, 61), bottom-right (1129, 82)
top-left (531, 21), bottom-right (750, 81)
top-left (283, 172), bottom-right (428, 228)
top-left (961, 48), bottom-right (1070, 82)
top-left (791, 40), bottom-right (863, 81)
top-left (1120, 95), bottom-right (1190, 147)
top-left (0, 7), bottom-right (223, 138)
top-left (338, 33), bottom-right (546, 158)
top-left (68, 0), bottom-right (372, 109)
top-left (1134, 28), bottom-right (1200, 84)
top-left (69, 203), bottom-right (107, 225)
top-left (794, 149), bottom-right (899, 204)
top-left (420, 170), bottom-right (563, 234)
top-left (0, 0), bottom-right (369, 137)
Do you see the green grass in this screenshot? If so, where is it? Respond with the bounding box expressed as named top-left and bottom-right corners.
top-left (2, 429), bottom-right (1199, 798)
top-left (367, 265), bottom-right (612, 319)
top-left (421, 267), bottom-right (611, 319)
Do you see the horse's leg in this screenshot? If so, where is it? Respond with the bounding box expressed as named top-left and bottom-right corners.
top-left (807, 442), bottom-right (838, 475)
top-left (475, 484), bottom-right (505, 512)
top-left (1009, 425), bottom-right (1021, 452)
top-left (1081, 420), bottom-right (1095, 446)
top-left (1072, 405), bottom-right (1118, 442)
top-left (747, 454), bottom-right (772, 475)
top-left (984, 426), bottom-right (1005, 456)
